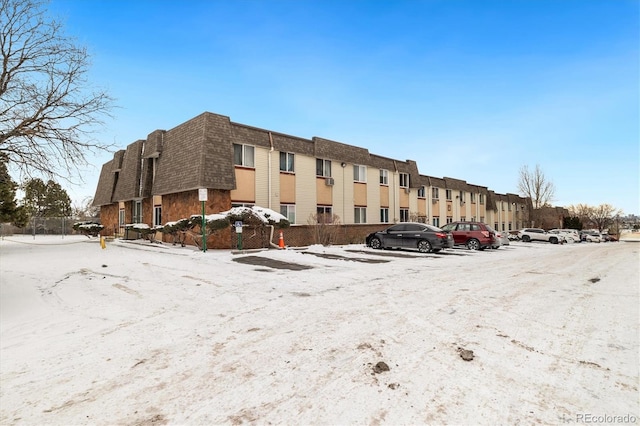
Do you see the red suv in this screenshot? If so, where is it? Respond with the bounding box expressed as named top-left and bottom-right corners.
top-left (439, 221), bottom-right (496, 250)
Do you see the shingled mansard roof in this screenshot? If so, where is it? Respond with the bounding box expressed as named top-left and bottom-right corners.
top-left (93, 111), bottom-right (526, 206)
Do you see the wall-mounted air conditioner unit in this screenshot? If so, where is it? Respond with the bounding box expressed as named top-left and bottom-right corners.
top-left (325, 177), bottom-right (334, 186)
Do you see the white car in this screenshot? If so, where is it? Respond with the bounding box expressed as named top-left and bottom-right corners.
top-left (549, 229), bottom-right (580, 243)
top-left (583, 231), bottom-right (602, 243)
top-left (518, 228), bottom-right (566, 244)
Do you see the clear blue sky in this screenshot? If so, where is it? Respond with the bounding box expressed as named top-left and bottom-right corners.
top-left (48, 0), bottom-right (639, 215)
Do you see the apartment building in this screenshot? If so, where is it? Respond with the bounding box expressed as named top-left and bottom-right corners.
top-left (93, 112), bottom-right (530, 246)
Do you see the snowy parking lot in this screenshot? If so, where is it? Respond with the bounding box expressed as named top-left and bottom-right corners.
top-left (1, 235), bottom-right (638, 425)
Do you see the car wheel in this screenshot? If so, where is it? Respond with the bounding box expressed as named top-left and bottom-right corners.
top-left (522, 235), bottom-right (531, 242)
top-left (466, 238), bottom-right (480, 250)
top-left (370, 237), bottom-right (382, 249)
top-left (418, 240), bottom-right (432, 253)
top-left (550, 237), bottom-right (558, 244)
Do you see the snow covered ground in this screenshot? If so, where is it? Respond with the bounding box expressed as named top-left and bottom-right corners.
top-left (1, 235), bottom-right (638, 425)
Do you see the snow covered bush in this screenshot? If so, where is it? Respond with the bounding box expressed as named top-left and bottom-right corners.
top-left (73, 221), bottom-right (104, 237)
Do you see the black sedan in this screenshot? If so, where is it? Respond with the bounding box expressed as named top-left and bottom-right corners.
top-left (365, 222), bottom-right (454, 253)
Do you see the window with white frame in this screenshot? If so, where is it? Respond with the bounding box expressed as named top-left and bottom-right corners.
top-left (399, 173), bottom-right (409, 188)
top-left (354, 207), bottom-right (366, 223)
top-left (279, 152), bottom-right (294, 172)
top-left (118, 209), bottom-right (125, 227)
top-left (233, 144), bottom-right (255, 167)
top-left (280, 204), bottom-right (296, 224)
top-left (446, 189), bottom-right (452, 200)
top-left (446, 216), bottom-right (453, 224)
top-left (353, 165), bottom-right (367, 183)
top-left (379, 169), bottom-right (389, 185)
top-left (460, 216), bottom-right (466, 222)
top-left (432, 187), bottom-right (439, 199)
top-left (400, 208), bottom-right (409, 222)
top-left (417, 186), bottom-right (426, 197)
top-left (316, 159), bottom-right (332, 177)
top-left (470, 193), bottom-right (476, 203)
top-left (479, 194), bottom-right (485, 204)
top-left (508, 202), bottom-right (512, 211)
top-left (317, 206), bottom-right (333, 223)
top-left (380, 208), bottom-right (389, 223)
top-left (459, 191), bottom-right (465, 202)
top-left (153, 206), bottom-right (162, 227)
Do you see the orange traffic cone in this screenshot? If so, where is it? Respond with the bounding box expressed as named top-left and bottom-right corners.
top-left (278, 230), bottom-right (285, 248)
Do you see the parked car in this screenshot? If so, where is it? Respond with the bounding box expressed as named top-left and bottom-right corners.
top-left (518, 228), bottom-right (566, 244)
top-left (507, 230), bottom-right (520, 241)
top-left (365, 222), bottom-right (454, 253)
top-left (580, 230), bottom-right (602, 243)
top-left (487, 225), bottom-right (509, 249)
top-left (439, 221), bottom-right (496, 250)
top-left (601, 234), bottom-right (618, 242)
top-left (495, 230), bottom-right (510, 246)
top-left (549, 229), bottom-right (580, 243)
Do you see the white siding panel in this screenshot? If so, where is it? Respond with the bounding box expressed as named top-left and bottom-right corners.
top-left (296, 155), bottom-right (316, 225)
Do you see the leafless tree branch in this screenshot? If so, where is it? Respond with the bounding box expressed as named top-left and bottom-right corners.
top-left (0, 0), bottom-right (115, 183)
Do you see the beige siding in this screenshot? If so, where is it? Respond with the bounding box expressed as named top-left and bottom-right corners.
top-left (296, 156), bottom-right (317, 224)
top-left (231, 168), bottom-right (255, 203)
top-left (333, 164), bottom-right (351, 223)
top-left (367, 168), bottom-right (381, 223)
top-left (254, 148), bottom-right (269, 207)
top-left (280, 173), bottom-right (295, 204)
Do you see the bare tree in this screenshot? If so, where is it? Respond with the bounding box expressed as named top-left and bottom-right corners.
top-left (568, 203), bottom-right (623, 232)
top-left (518, 164), bottom-right (555, 210)
top-left (0, 0), bottom-right (114, 182)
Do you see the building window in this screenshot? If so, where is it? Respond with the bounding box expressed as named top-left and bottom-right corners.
top-left (354, 207), bottom-right (366, 223)
top-left (118, 208), bottom-right (125, 227)
top-left (470, 193), bottom-right (476, 203)
top-left (400, 208), bottom-right (409, 222)
top-left (432, 188), bottom-right (439, 199)
top-left (461, 216), bottom-right (466, 222)
top-left (508, 202), bottom-right (512, 211)
top-left (433, 217), bottom-right (440, 227)
top-left (153, 206), bottom-right (162, 227)
top-left (379, 169), bottom-right (389, 185)
top-left (232, 202), bottom-right (254, 208)
top-left (446, 216), bottom-right (453, 224)
top-left (279, 152), bottom-right (295, 172)
top-left (459, 191), bottom-right (465, 202)
top-left (316, 159), bottom-right (332, 177)
top-left (399, 173), bottom-right (409, 188)
top-left (479, 194), bottom-right (485, 205)
top-left (494, 222), bottom-right (499, 230)
top-left (353, 165), bottom-right (367, 183)
top-left (233, 144), bottom-right (255, 167)
top-left (133, 200), bottom-right (142, 223)
top-left (317, 206), bottom-right (333, 223)
top-left (508, 223), bottom-right (512, 230)
top-left (380, 208), bottom-right (389, 223)
top-left (501, 202), bottom-right (505, 211)
top-left (446, 189), bottom-right (452, 200)
top-left (417, 186), bottom-right (426, 198)
top-left (280, 204), bottom-right (296, 224)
